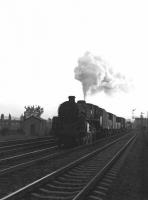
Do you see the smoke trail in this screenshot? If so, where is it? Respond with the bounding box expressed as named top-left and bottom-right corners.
top-left (74, 52), bottom-right (130, 99)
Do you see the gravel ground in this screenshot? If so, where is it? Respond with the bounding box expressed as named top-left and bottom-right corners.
top-left (0, 134), bottom-right (40, 142)
top-left (106, 129), bottom-right (148, 200)
top-left (0, 133), bottom-right (132, 198)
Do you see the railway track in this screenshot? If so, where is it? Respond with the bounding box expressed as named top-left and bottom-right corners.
top-left (0, 145), bottom-right (58, 174)
top-left (73, 135), bottom-right (135, 200)
top-left (0, 134), bottom-right (129, 177)
top-left (1, 133), bottom-right (136, 200)
top-left (0, 136), bottom-right (58, 175)
top-left (0, 136), bottom-right (56, 156)
top-left (0, 136), bottom-right (55, 147)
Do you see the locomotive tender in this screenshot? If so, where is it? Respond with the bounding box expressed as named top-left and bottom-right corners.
top-left (52, 96), bottom-right (126, 147)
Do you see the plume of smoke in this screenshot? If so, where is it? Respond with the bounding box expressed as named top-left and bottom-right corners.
top-left (74, 52), bottom-right (130, 99)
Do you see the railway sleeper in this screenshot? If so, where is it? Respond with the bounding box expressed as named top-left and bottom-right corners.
top-left (69, 169), bottom-right (97, 174)
top-left (50, 180), bottom-right (84, 187)
top-left (45, 183), bottom-right (81, 192)
top-left (62, 174), bottom-right (88, 179)
top-left (57, 176), bottom-right (87, 183)
top-left (38, 188), bottom-right (78, 196)
top-left (96, 185), bottom-right (109, 192)
top-left (99, 181), bottom-right (111, 187)
top-left (68, 169), bottom-right (94, 174)
top-left (93, 190), bottom-right (106, 197)
top-left (105, 174), bottom-right (117, 180)
top-left (31, 192), bottom-right (74, 200)
top-left (73, 165), bottom-right (97, 170)
top-left (107, 171), bottom-right (117, 176)
top-left (87, 194), bottom-right (103, 200)
top-left (67, 171), bottom-right (92, 176)
top-left (102, 177), bottom-right (114, 183)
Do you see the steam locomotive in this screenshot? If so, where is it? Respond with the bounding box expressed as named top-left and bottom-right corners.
top-left (52, 96), bottom-right (126, 148)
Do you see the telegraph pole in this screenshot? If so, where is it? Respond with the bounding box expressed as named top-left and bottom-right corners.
top-left (147, 111), bottom-right (148, 129)
top-left (140, 112), bottom-right (144, 128)
top-left (132, 109), bottom-right (136, 120)
top-left (131, 109), bottom-right (136, 128)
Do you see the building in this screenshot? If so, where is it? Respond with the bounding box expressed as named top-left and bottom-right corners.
top-left (133, 117), bottom-right (148, 129)
top-left (126, 120), bottom-right (133, 129)
top-left (0, 114), bottom-right (21, 130)
top-left (0, 113), bottom-right (52, 137)
top-left (21, 116), bottom-right (51, 136)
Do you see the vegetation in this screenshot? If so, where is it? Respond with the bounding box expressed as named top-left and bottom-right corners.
top-left (24, 105), bottom-right (44, 118)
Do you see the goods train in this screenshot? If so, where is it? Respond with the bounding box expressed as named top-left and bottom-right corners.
top-left (52, 96), bottom-right (126, 148)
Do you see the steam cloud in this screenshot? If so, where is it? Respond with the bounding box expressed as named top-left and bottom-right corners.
top-left (74, 52), bottom-right (130, 100)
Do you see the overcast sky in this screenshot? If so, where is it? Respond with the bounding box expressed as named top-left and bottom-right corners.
top-left (0, 0), bottom-right (148, 119)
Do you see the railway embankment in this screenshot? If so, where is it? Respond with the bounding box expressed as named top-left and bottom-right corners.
top-left (107, 129), bottom-right (148, 200)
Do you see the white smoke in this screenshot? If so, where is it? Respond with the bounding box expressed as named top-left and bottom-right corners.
top-left (74, 52), bottom-right (130, 99)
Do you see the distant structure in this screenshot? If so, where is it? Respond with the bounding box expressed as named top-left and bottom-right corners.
top-left (133, 117), bottom-right (148, 129)
top-left (21, 116), bottom-right (51, 136)
top-left (0, 113), bottom-right (52, 136)
top-left (0, 114), bottom-right (21, 130)
top-left (125, 120), bottom-right (133, 129)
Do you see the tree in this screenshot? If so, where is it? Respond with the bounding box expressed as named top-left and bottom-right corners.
top-left (1, 114), bottom-right (4, 120)
top-left (20, 114), bottom-right (24, 121)
top-left (24, 105), bottom-right (44, 118)
top-left (9, 114), bottom-right (11, 120)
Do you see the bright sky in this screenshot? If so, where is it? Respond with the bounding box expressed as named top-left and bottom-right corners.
top-left (0, 0), bottom-right (148, 119)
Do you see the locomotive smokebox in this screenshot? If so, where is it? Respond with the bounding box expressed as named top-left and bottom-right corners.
top-left (68, 96), bottom-right (76, 103)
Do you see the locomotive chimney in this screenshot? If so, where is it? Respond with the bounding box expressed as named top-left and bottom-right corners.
top-left (68, 96), bottom-right (75, 103)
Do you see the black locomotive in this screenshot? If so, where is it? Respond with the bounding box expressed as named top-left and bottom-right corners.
top-left (52, 96), bottom-right (126, 148)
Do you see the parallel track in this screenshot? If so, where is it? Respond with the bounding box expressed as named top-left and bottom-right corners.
top-left (0, 136), bottom-right (57, 175)
top-left (0, 145), bottom-right (58, 175)
top-left (0, 136), bottom-right (55, 148)
top-left (0, 136), bottom-right (56, 154)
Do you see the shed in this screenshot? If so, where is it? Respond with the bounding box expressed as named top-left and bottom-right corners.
top-left (22, 116), bottom-right (47, 136)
